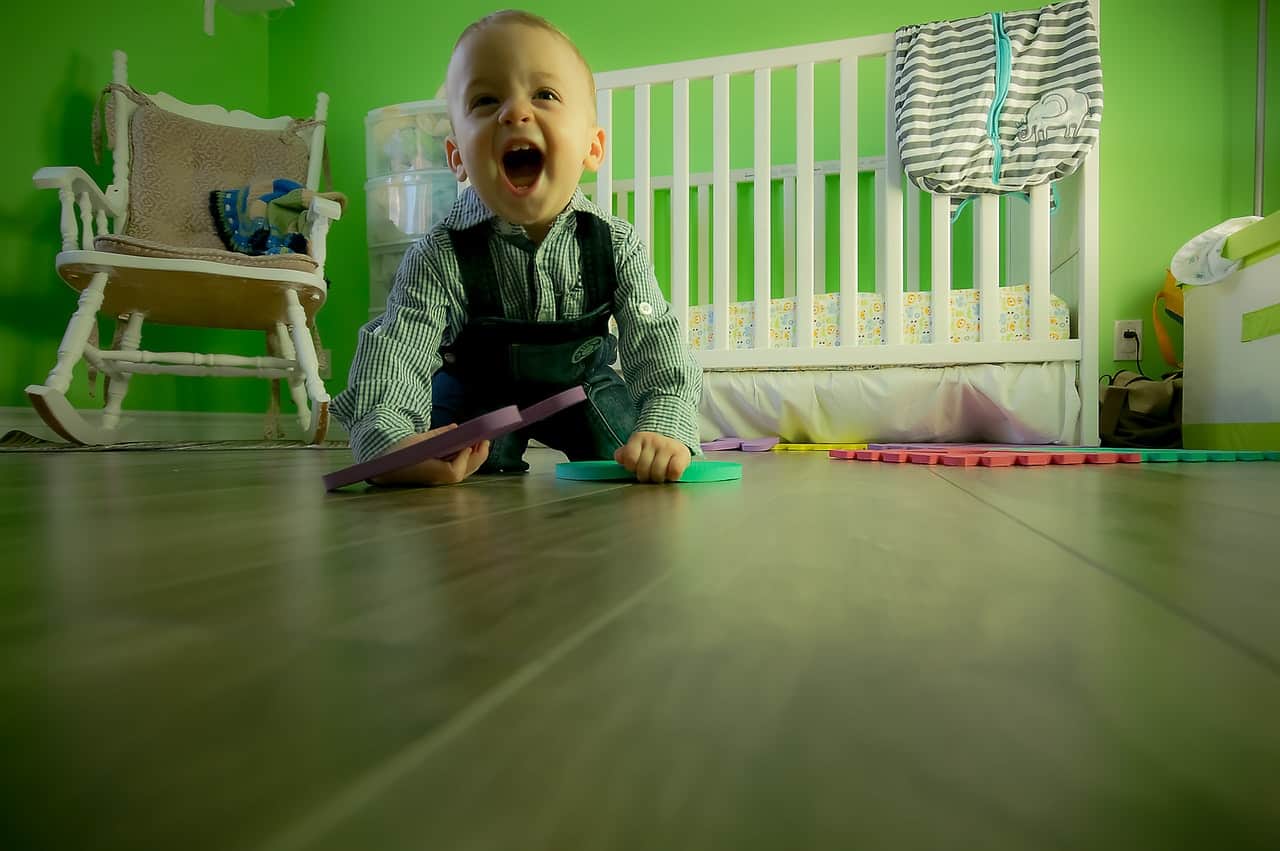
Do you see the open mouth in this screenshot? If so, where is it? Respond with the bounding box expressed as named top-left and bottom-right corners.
top-left (501, 141), bottom-right (544, 191)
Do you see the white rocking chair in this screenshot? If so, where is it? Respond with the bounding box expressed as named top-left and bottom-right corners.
top-left (28, 50), bottom-right (342, 445)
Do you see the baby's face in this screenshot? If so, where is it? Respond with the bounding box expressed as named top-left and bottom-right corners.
top-left (446, 23), bottom-right (604, 242)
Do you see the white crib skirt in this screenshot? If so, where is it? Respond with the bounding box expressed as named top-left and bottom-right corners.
top-left (699, 362), bottom-right (1081, 445)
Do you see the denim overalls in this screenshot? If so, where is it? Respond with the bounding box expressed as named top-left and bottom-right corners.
top-left (430, 211), bottom-right (638, 473)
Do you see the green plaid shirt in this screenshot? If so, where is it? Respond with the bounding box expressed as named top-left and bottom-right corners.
top-left (333, 186), bottom-right (703, 463)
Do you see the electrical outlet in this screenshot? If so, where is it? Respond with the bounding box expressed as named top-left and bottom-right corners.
top-left (1113, 320), bottom-right (1142, 360)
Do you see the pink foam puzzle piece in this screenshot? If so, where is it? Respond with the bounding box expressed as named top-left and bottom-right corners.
top-left (740, 436), bottom-right (781, 452)
top-left (880, 451), bottom-right (910, 463)
top-left (1085, 453), bottom-right (1117, 464)
top-left (908, 452), bottom-right (942, 465)
top-left (1015, 453), bottom-right (1053, 466)
top-left (940, 454), bottom-right (981, 467)
top-left (1050, 453), bottom-right (1086, 465)
top-left (855, 450), bottom-right (881, 461)
top-left (875, 443), bottom-right (1096, 456)
top-left (979, 453), bottom-right (1016, 467)
top-left (828, 449), bottom-right (859, 459)
top-left (871, 443), bottom-right (1007, 452)
top-left (323, 385), bottom-right (587, 491)
top-left (700, 437), bottom-right (743, 451)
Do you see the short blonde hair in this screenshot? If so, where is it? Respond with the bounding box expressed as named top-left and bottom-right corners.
top-left (446, 9), bottom-right (597, 120)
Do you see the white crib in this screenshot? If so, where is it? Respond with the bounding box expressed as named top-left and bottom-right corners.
top-left (584, 7), bottom-right (1101, 446)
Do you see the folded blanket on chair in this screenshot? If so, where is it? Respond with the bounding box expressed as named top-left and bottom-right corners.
top-left (210, 178), bottom-right (346, 257)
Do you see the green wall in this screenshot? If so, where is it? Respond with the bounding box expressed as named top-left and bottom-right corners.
top-left (3, 0), bottom-right (1269, 417)
top-left (0, 2), bottom-right (268, 412)
top-left (1267, 0), bottom-right (1280, 216)
top-left (272, 0), bottom-right (1268, 389)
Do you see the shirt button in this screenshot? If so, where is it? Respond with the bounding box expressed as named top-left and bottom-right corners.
top-left (638, 302), bottom-right (653, 316)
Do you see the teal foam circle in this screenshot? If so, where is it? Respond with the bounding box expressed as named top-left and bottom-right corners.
top-left (555, 460), bottom-right (743, 482)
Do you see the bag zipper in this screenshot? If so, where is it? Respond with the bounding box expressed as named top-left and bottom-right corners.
top-left (987, 11), bottom-right (1013, 185)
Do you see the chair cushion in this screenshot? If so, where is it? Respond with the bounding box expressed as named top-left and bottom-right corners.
top-left (94, 234), bottom-right (319, 274)
top-left (121, 99), bottom-right (311, 251)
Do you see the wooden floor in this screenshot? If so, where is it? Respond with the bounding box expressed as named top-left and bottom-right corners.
top-left (2, 447), bottom-right (1279, 850)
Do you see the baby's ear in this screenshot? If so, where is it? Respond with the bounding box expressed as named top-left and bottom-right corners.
top-left (582, 126), bottom-right (606, 173)
top-left (445, 137), bottom-right (468, 182)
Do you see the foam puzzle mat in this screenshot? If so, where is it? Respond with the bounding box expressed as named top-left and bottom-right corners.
top-left (830, 444), bottom-right (1280, 467)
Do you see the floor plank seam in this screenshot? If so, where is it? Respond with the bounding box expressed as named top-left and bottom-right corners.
top-left (41, 484), bottom-right (633, 606)
top-left (929, 468), bottom-right (1280, 679)
top-left (257, 564), bottom-right (677, 851)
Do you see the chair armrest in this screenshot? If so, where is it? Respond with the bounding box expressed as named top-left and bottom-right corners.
top-left (308, 196), bottom-right (343, 221)
top-left (302, 196), bottom-right (343, 278)
top-left (33, 167), bottom-right (123, 218)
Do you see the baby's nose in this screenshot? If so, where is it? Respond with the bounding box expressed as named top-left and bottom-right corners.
top-left (500, 100), bottom-right (534, 124)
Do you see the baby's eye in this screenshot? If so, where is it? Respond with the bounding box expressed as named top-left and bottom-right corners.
top-left (534, 89), bottom-right (561, 102)
top-left (469, 95), bottom-right (498, 110)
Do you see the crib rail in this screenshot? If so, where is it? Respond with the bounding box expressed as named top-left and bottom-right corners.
top-left (585, 23), bottom-right (1099, 442)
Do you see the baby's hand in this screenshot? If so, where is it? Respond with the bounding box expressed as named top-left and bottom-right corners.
top-left (614, 431), bottom-right (691, 483)
top-left (370, 424), bottom-right (490, 487)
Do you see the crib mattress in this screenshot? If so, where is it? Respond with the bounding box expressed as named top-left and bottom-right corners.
top-left (688, 284), bottom-right (1070, 349)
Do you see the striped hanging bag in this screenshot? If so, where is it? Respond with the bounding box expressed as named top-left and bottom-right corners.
top-left (893, 0), bottom-right (1103, 216)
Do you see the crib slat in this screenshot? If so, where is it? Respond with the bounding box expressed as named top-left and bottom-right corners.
top-left (730, 178), bottom-right (739, 304)
top-left (617, 191), bottom-right (629, 223)
top-left (634, 84), bottom-right (652, 251)
top-left (906, 182), bottom-right (920, 292)
top-left (1029, 182), bottom-right (1051, 342)
top-left (931, 194), bottom-right (952, 344)
top-left (882, 51), bottom-right (904, 346)
top-left (713, 73), bottom-right (731, 351)
top-left (795, 62), bottom-right (815, 349)
top-left (976, 194), bottom-right (1000, 344)
top-left (595, 90), bottom-right (612, 213)
top-left (875, 169), bottom-right (885, 295)
top-left (697, 185), bottom-right (710, 306)
top-left (671, 79), bottom-right (691, 340)
top-left (813, 171), bottom-right (826, 297)
top-left (838, 57), bottom-right (858, 347)
top-left (753, 69), bottom-right (771, 350)
top-left (783, 177), bottom-right (796, 298)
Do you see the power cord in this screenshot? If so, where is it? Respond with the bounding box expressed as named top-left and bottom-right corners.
top-left (1123, 329), bottom-right (1148, 379)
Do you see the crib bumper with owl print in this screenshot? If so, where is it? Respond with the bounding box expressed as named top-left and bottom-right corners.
top-left (892, 0), bottom-right (1103, 217)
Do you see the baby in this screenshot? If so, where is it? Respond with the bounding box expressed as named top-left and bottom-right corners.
top-left (332, 9), bottom-right (702, 485)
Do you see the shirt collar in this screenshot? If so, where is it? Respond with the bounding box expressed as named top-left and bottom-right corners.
top-left (441, 185), bottom-right (610, 238)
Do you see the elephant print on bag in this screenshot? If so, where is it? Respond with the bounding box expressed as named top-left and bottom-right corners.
top-left (1017, 88), bottom-right (1090, 142)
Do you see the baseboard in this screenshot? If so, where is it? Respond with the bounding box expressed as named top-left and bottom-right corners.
top-left (0, 406), bottom-right (350, 443)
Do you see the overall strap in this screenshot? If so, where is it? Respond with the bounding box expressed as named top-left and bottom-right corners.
top-left (447, 221), bottom-right (504, 318)
top-left (574, 210), bottom-right (618, 313)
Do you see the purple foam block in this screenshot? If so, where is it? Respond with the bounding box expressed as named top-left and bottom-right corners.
top-left (323, 385), bottom-right (588, 491)
top-left (701, 437), bottom-right (743, 451)
top-left (740, 436), bottom-right (780, 452)
top-left (322, 407), bottom-right (522, 491)
top-left (516, 385), bottom-right (589, 425)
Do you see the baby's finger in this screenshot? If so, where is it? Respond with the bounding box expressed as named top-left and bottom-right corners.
top-left (615, 439), bottom-right (641, 470)
top-left (666, 451), bottom-right (690, 481)
top-left (464, 440), bottom-right (490, 477)
top-left (634, 443), bottom-right (658, 482)
top-left (444, 445), bottom-right (476, 482)
top-left (649, 449), bottom-right (673, 483)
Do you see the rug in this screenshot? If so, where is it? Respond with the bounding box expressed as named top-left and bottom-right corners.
top-left (0, 430), bottom-right (349, 452)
